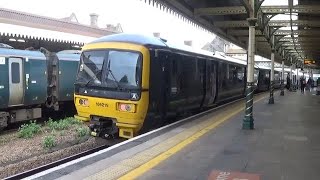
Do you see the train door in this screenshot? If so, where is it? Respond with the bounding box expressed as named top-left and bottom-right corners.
top-left (8, 57), bottom-right (24, 106)
top-left (207, 60), bottom-right (217, 105)
top-left (155, 49), bottom-right (171, 119)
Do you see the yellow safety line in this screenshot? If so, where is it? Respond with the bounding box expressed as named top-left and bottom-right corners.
top-left (118, 95), bottom-right (267, 180)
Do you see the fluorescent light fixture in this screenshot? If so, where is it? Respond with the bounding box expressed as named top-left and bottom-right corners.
top-left (17, 39), bottom-right (25, 42)
top-left (9, 38), bottom-right (16, 41)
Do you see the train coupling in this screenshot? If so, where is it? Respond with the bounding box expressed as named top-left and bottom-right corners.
top-left (89, 116), bottom-right (118, 139)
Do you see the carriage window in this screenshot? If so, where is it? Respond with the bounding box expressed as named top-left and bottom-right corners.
top-left (237, 67), bottom-right (245, 81)
top-left (11, 62), bottom-right (20, 83)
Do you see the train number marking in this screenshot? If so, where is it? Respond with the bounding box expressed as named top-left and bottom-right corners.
top-left (96, 102), bottom-right (108, 108)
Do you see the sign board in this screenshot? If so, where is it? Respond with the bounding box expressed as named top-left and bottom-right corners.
top-left (208, 170), bottom-right (260, 180)
top-left (304, 59), bottom-right (316, 65)
top-left (0, 57), bottom-right (5, 65)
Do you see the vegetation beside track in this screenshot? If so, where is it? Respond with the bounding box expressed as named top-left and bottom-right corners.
top-left (0, 117), bottom-right (102, 179)
top-left (16, 117), bottom-right (90, 149)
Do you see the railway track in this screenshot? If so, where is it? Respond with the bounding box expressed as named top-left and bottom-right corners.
top-left (4, 139), bottom-right (123, 180)
top-left (4, 91), bottom-right (270, 179)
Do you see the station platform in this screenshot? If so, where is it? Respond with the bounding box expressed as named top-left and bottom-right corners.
top-left (29, 90), bottom-right (320, 180)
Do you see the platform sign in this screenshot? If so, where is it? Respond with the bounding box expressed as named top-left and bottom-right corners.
top-left (304, 59), bottom-right (316, 65)
top-left (208, 170), bottom-right (260, 180)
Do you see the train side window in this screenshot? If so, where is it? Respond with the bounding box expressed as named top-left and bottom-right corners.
top-left (11, 62), bottom-right (20, 83)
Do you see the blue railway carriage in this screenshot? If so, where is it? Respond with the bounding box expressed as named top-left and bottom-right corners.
top-left (0, 47), bottom-right (80, 129)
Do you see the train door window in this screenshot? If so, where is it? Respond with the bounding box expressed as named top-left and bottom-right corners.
top-left (11, 62), bottom-right (20, 83)
top-left (197, 58), bottom-right (206, 82)
top-left (228, 64), bottom-right (238, 84)
top-left (220, 63), bottom-right (228, 89)
top-left (170, 56), bottom-right (179, 95)
top-left (237, 66), bottom-right (245, 84)
top-left (254, 69), bottom-right (259, 84)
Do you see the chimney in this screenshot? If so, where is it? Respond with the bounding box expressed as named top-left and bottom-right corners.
top-left (153, 32), bottom-right (161, 38)
top-left (184, 40), bottom-right (192, 46)
top-left (90, 13), bottom-right (98, 27)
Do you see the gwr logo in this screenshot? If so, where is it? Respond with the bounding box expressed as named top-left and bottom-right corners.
top-left (96, 102), bottom-right (108, 108)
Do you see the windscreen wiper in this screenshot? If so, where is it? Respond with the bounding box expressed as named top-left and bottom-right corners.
top-left (107, 69), bottom-right (121, 89)
top-left (84, 70), bottom-right (102, 87)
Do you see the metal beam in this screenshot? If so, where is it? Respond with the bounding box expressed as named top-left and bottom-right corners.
top-left (214, 20), bottom-right (320, 28)
top-left (154, 0), bottom-right (247, 48)
top-left (283, 43), bottom-right (320, 46)
top-left (269, 20), bottom-right (320, 27)
top-left (194, 6), bottom-right (246, 16)
top-left (214, 20), bottom-right (248, 28)
top-left (240, 0), bottom-right (253, 16)
top-left (274, 30), bottom-right (320, 36)
top-left (279, 37), bottom-right (320, 42)
top-left (239, 36), bottom-right (267, 41)
top-left (194, 5), bottom-right (320, 16)
top-left (261, 5), bottom-right (320, 14)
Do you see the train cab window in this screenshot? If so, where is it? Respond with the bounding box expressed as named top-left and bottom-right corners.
top-left (77, 50), bottom-right (106, 85)
top-left (106, 51), bottom-right (142, 88)
top-left (11, 62), bottom-right (20, 83)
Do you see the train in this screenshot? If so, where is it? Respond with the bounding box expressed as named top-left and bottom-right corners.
top-left (73, 33), bottom-right (284, 139)
top-left (0, 46), bottom-right (80, 130)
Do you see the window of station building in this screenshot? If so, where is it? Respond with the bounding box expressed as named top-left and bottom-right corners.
top-left (11, 62), bottom-right (20, 84)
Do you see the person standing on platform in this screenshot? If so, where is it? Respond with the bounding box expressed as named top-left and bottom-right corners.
top-left (286, 75), bottom-right (290, 90)
top-left (307, 78), bottom-right (312, 91)
top-left (300, 77), bottom-right (306, 93)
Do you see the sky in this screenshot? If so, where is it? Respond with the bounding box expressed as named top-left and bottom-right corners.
top-left (0, 0), bottom-right (298, 50)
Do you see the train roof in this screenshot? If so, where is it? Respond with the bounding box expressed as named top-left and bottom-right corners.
top-left (0, 48), bottom-right (46, 59)
top-left (89, 33), bottom-right (247, 66)
top-left (0, 48), bottom-right (80, 61)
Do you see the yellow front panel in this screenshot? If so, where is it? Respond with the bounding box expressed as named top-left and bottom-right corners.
top-left (74, 42), bottom-right (150, 135)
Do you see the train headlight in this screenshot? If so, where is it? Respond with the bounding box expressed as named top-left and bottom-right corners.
top-left (78, 98), bottom-right (89, 107)
top-left (117, 103), bottom-right (135, 113)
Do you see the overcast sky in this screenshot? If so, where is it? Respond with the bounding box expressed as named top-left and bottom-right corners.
top-left (0, 0), bottom-right (298, 49)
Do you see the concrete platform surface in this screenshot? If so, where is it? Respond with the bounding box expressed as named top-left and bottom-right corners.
top-left (138, 91), bottom-right (320, 180)
top-left (30, 91), bottom-right (320, 180)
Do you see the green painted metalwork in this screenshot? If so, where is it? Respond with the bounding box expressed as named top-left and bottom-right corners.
top-left (24, 59), bottom-right (47, 106)
top-left (58, 60), bottom-right (79, 102)
top-left (268, 81), bottom-right (274, 104)
top-left (243, 83), bottom-right (254, 129)
top-left (0, 57), bottom-right (9, 109)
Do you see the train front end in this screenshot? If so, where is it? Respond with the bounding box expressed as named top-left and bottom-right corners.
top-left (74, 41), bottom-right (150, 139)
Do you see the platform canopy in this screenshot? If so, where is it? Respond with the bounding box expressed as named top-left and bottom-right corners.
top-left (145, 0), bottom-right (320, 68)
top-left (0, 8), bottom-right (118, 52)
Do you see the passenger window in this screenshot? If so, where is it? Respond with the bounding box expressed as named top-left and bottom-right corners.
top-left (11, 62), bottom-right (20, 83)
